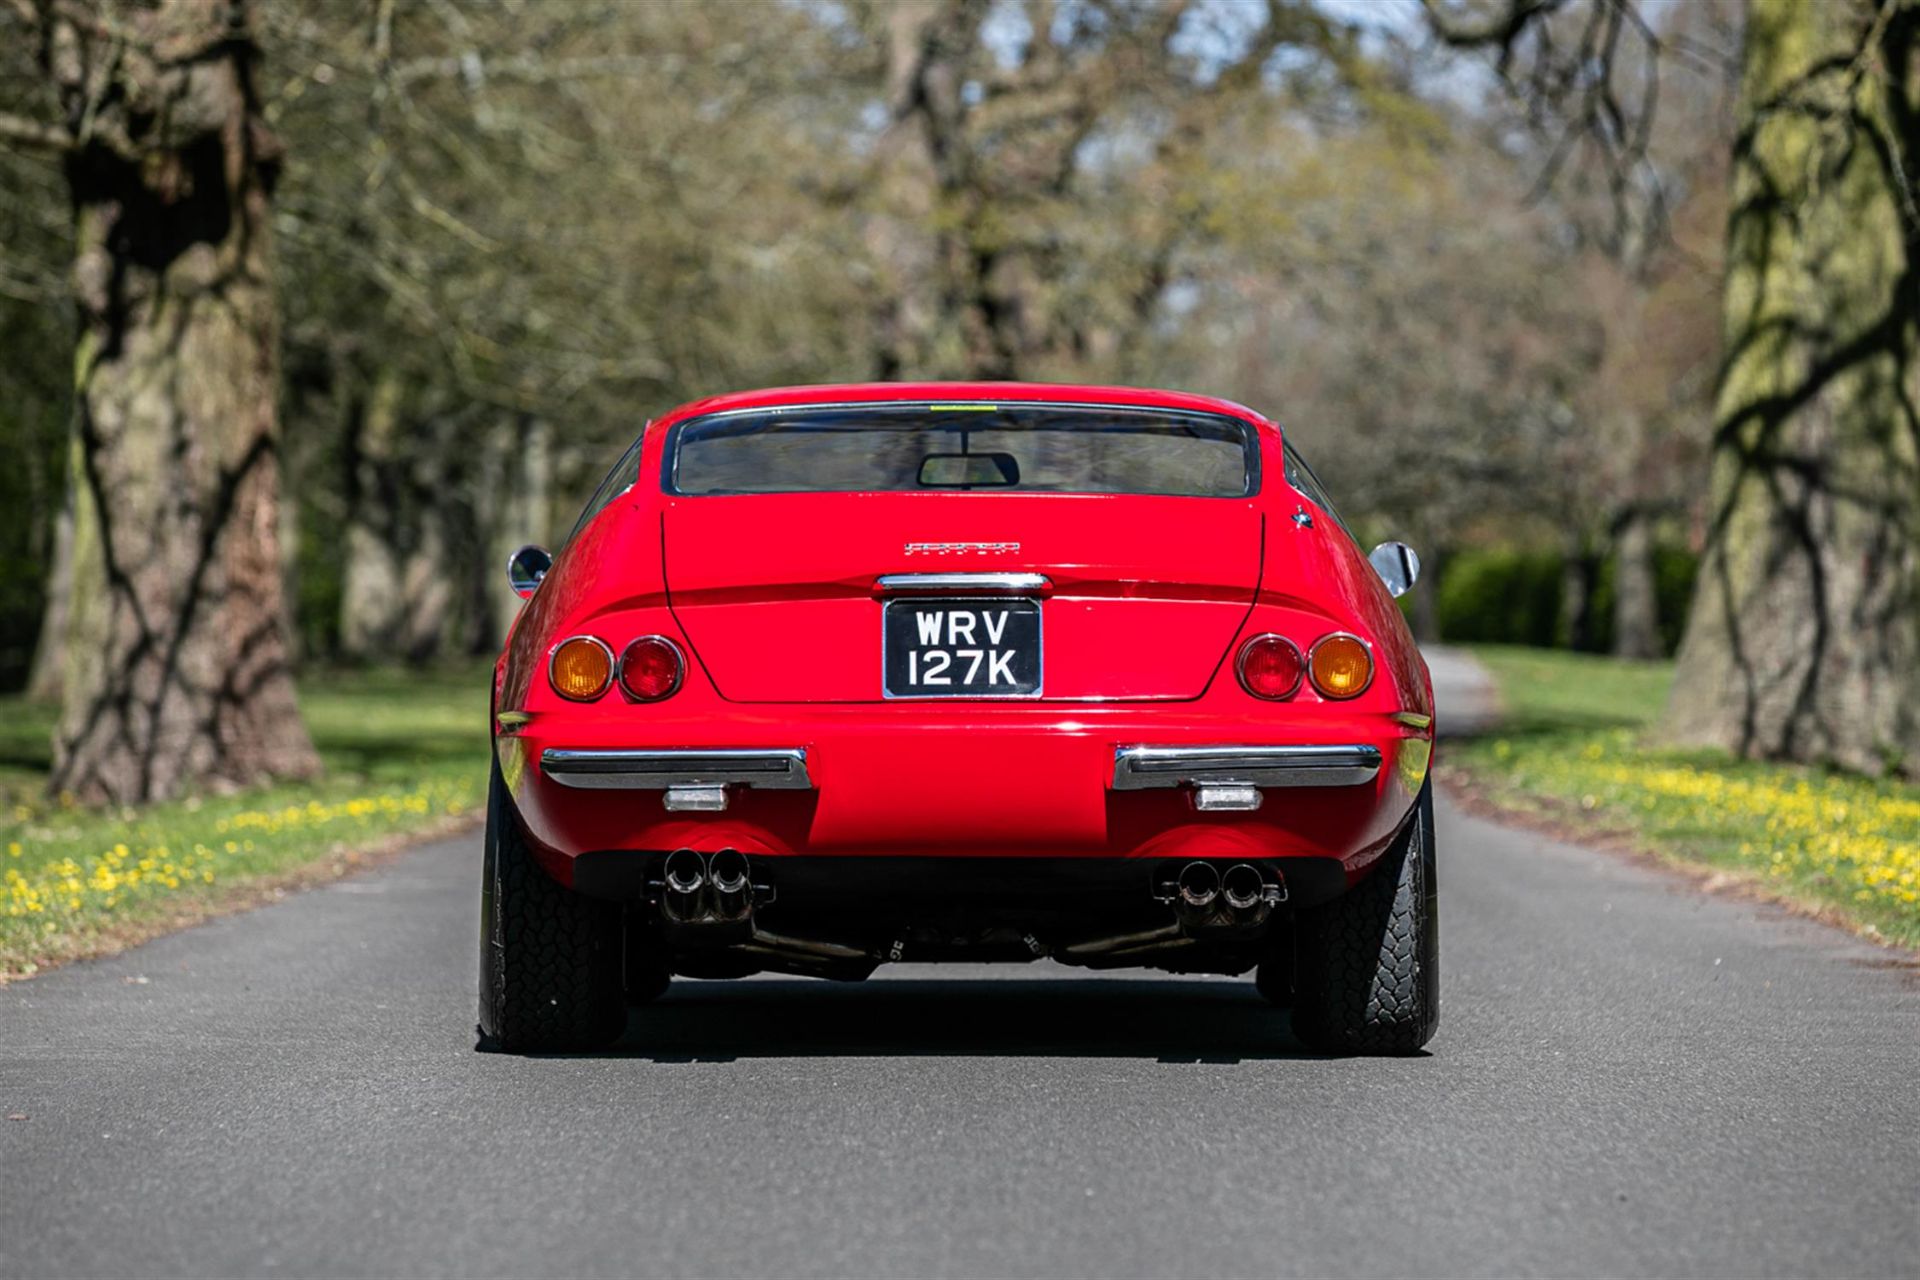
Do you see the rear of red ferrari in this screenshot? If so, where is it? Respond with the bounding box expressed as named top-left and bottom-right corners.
top-left (481, 384), bottom-right (1437, 1055)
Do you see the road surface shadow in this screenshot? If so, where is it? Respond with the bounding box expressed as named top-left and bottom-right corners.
top-left (512, 976), bottom-right (1425, 1063)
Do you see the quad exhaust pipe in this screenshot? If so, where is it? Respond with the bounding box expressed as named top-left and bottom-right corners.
top-left (659, 848), bottom-right (756, 925)
top-left (655, 849), bottom-right (874, 977)
top-left (1167, 860), bottom-right (1282, 930)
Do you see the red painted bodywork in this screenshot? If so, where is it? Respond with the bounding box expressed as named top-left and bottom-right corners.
top-left (492, 382), bottom-right (1434, 891)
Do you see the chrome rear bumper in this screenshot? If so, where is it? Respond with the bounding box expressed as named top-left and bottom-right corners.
top-left (540, 743), bottom-right (1377, 796)
top-left (1110, 745), bottom-right (1381, 791)
top-left (541, 748), bottom-right (813, 791)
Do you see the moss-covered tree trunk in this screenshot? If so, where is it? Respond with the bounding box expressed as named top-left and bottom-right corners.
top-left (481, 414), bottom-right (555, 647)
top-left (338, 369), bottom-right (455, 663)
top-left (337, 375), bottom-right (409, 662)
top-left (1666, 0), bottom-right (1920, 777)
top-left (1611, 508), bottom-right (1662, 660)
top-left (24, 453), bottom-right (74, 703)
top-left (47, 0), bottom-right (318, 804)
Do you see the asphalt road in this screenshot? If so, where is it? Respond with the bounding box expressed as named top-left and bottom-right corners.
top-left (3, 657), bottom-right (1917, 1278)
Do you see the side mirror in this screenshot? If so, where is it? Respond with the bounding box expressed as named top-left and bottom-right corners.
top-left (1368, 541), bottom-right (1421, 598)
top-left (506, 545), bottom-right (552, 599)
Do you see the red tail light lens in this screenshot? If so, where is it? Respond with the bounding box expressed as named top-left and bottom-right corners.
top-left (618, 635), bottom-right (684, 701)
top-left (1237, 634), bottom-right (1305, 700)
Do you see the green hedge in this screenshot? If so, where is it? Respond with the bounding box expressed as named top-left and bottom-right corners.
top-left (1435, 549), bottom-right (1566, 648)
top-left (1434, 545), bottom-right (1698, 654)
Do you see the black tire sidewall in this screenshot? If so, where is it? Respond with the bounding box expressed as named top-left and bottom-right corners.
top-left (1292, 780), bottom-right (1439, 1054)
top-left (475, 752), bottom-right (624, 1052)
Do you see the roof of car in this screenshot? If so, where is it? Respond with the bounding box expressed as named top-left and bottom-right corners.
top-left (654, 382), bottom-right (1272, 428)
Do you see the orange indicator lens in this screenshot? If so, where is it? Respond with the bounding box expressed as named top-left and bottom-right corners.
top-left (550, 637), bottom-right (614, 701)
top-left (1309, 633), bottom-right (1372, 700)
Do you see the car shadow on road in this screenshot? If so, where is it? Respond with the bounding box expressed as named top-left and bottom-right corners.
top-left (519, 976), bottom-right (1424, 1063)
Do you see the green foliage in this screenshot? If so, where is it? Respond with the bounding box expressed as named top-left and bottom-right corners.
top-left (1435, 549), bottom-right (1565, 648)
top-left (1451, 646), bottom-right (1920, 947)
top-left (0, 2), bottom-right (1730, 713)
top-left (1434, 544), bottom-right (1698, 653)
top-left (263, 0), bottom-right (881, 663)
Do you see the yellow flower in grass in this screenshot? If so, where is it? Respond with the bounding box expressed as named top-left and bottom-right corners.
top-left (1537, 748), bottom-right (1920, 923)
top-left (2, 776), bottom-right (481, 938)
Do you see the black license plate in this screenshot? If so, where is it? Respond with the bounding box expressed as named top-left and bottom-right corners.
top-left (883, 598), bottom-right (1041, 698)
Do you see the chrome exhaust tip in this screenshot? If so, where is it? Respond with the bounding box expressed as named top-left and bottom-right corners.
top-left (707, 848), bottom-right (752, 920)
top-left (1177, 861), bottom-right (1221, 908)
top-left (1222, 863), bottom-right (1264, 911)
top-left (707, 848), bottom-right (750, 896)
top-left (662, 847), bottom-right (706, 896)
top-left (661, 847), bottom-right (707, 922)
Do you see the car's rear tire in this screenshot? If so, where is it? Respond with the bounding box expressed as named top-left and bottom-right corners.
top-left (478, 756), bottom-right (625, 1052)
top-left (1289, 780), bottom-right (1438, 1055)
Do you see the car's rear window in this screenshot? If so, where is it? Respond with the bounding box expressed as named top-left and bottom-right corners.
top-left (666, 403), bottom-right (1258, 498)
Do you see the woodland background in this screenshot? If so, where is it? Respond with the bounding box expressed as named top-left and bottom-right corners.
top-left (0, 0), bottom-right (1914, 806)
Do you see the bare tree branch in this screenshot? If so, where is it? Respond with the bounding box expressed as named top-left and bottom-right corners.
top-left (0, 110), bottom-right (70, 152)
top-left (1419, 0), bottom-right (1715, 263)
top-left (1423, 0), bottom-right (1561, 71)
top-left (388, 52), bottom-right (677, 90)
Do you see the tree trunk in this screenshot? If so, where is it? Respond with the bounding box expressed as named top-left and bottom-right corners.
top-left (1612, 509), bottom-right (1662, 660)
top-left (50, 0), bottom-right (319, 804)
top-left (1665, 0), bottom-right (1920, 777)
top-left (484, 415), bottom-right (555, 645)
top-left (340, 369), bottom-right (408, 660)
top-left (24, 446), bottom-right (74, 703)
top-left (1559, 541), bottom-right (1597, 652)
top-left (1410, 544), bottom-right (1443, 645)
top-left (400, 518), bottom-right (454, 663)
top-left (339, 367), bottom-right (468, 664)
top-left (862, 1), bottom-right (947, 381)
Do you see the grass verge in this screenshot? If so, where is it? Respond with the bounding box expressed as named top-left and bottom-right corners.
top-left (0, 664), bottom-right (491, 980)
top-left (1443, 645), bottom-right (1920, 948)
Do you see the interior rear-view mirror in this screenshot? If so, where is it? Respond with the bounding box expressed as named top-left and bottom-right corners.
top-left (917, 452), bottom-right (1020, 488)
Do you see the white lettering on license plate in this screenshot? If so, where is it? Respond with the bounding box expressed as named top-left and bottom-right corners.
top-left (908, 608), bottom-right (1018, 686)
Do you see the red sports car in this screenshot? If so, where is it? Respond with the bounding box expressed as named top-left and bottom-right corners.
top-left (480, 383), bottom-right (1437, 1054)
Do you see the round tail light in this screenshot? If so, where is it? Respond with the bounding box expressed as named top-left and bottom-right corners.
top-left (549, 636), bottom-right (614, 701)
top-left (1237, 634), bottom-right (1304, 700)
top-left (1309, 633), bottom-right (1373, 699)
top-left (618, 635), bottom-right (684, 701)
